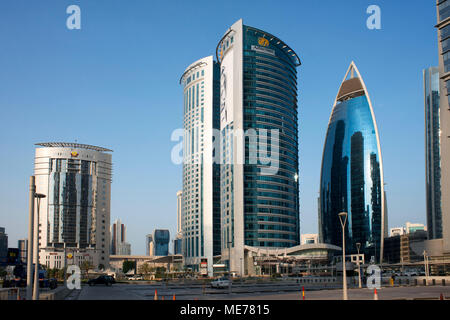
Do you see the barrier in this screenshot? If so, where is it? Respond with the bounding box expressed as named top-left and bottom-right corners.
top-left (0, 288), bottom-right (20, 300)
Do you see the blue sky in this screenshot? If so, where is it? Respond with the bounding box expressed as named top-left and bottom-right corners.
top-left (0, 1), bottom-right (438, 254)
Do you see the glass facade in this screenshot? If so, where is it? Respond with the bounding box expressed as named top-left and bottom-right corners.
top-left (424, 67), bottom-right (443, 239)
top-left (154, 229), bottom-right (170, 256)
top-left (48, 158), bottom-right (96, 247)
top-left (239, 25), bottom-right (300, 248)
top-left (439, 0), bottom-right (450, 23)
top-left (320, 64), bottom-right (384, 262)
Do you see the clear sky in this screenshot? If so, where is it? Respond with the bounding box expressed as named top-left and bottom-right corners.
top-left (0, 0), bottom-right (438, 255)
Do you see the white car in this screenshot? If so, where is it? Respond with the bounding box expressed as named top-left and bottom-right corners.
top-left (211, 277), bottom-right (231, 288)
top-left (127, 275), bottom-right (144, 281)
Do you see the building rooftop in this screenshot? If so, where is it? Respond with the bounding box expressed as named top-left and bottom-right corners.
top-left (35, 142), bottom-right (113, 152)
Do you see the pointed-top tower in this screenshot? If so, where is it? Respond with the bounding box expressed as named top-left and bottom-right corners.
top-left (319, 62), bottom-right (386, 263)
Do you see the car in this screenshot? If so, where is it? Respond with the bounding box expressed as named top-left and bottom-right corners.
top-left (40, 278), bottom-right (58, 289)
top-left (210, 277), bottom-right (231, 289)
top-left (105, 275), bottom-right (116, 284)
top-left (127, 275), bottom-right (143, 281)
top-left (88, 275), bottom-right (114, 286)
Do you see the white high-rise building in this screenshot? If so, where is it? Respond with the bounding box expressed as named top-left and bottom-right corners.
top-left (180, 56), bottom-right (221, 276)
top-left (34, 142), bottom-right (112, 269)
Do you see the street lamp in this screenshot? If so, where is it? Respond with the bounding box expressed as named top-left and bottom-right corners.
top-left (338, 212), bottom-right (348, 300)
top-left (32, 193), bottom-right (46, 300)
top-left (423, 250), bottom-right (429, 282)
top-left (227, 241), bottom-right (232, 294)
top-left (356, 242), bottom-right (362, 289)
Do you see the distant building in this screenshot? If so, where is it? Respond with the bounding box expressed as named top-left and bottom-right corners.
top-left (154, 230), bottom-right (170, 256)
top-left (389, 227), bottom-right (405, 237)
top-left (111, 218), bottom-right (131, 255)
top-left (424, 66), bottom-right (443, 240)
top-left (116, 242), bottom-right (131, 256)
top-left (0, 227), bottom-right (8, 265)
top-left (173, 238), bottom-right (182, 255)
top-left (384, 231), bottom-right (429, 264)
top-left (300, 234), bottom-right (319, 245)
top-left (18, 239), bottom-right (28, 264)
top-left (405, 222), bottom-right (427, 234)
top-left (146, 234), bottom-right (153, 256)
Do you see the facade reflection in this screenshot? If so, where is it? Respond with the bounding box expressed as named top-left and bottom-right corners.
top-left (319, 62), bottom-right (385, 262)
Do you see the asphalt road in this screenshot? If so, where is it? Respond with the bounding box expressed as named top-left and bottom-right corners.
top-left (68, 283), bottom-right (450, 300)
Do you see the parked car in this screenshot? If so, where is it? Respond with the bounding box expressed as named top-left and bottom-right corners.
top-left (88, 275), bottom-right (114, 286)
top-left (211, 277), bottom-right (231, 288)
top-left (127, 275), bottom-right (143, 281)
top-left (106, 275), bottom-right (116, 284)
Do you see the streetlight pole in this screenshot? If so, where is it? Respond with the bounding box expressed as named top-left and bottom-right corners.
top-left (338, 212), bottom-right (348, 300)
top-left (26, 176), bottom-right (35, 300)
top-left (227, 241), bottom-right (232, 294)
top-left (356, 242), bottom-right (362, 289)
top-left (423, 251), bottom-right (429, 283)
top-left (32, 193), bottom-right (46, 300)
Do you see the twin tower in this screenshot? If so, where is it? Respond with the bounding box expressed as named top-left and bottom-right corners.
top-left (180, 19), bottom-right (384, 276)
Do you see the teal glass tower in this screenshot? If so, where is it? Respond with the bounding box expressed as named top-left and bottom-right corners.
top-left (319, 62), bottom-right (386, 263)
top-left (216, 19), bottom-right (300, 275)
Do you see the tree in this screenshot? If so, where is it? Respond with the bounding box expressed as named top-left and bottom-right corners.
top-left (138, 263), bottom-right (151, 277)
top-left (0, 267), bottom-right (7, 279)
top-left (122, 260), bottom-right (136, 274)
top-left (81, 260), bottom-right (94, 277)
top-left (98, 264), bottom-right (105, 271)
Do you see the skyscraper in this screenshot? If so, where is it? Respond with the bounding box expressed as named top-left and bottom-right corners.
top-left (153, 229), bottom-right (170, 256)
top-left (111, 218), bottom-right (131, 255)
top-left (18, 239), bottom-right (28, 264)
top-left (180, 56), bottom-right (221, 275)
top-left (146, 234), bottom-right (153, 256)
top-left (319, 62), bottom-right (385, 263)
top-left (0, 227), bottom-right (7, 265)
top-left (435, 1), bottom-right (450, 253)
top-left (217, 19), bottom-right (301, 275)
top-left (424, 66), bottom-right (442, 240)
top-left (34, 142), bottom-right (112, 268)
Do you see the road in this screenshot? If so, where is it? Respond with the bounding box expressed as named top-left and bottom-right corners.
top-left (67, 282), bottom-right (450, 300)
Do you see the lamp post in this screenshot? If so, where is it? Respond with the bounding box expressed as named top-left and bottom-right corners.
top-left (227, 241), bottom-right (232, 294)
top-left (423, 250), bottom-right (429, 283)
top-left (26, 176), bottom-right (35, 300)
top-left (32, 193), bottom-right (46, 300)
top-left (338, 212), bottom-right (348, 300)
top-left (356, 242), bottom-right (362, 289)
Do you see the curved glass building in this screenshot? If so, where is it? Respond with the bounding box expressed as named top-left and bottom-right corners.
top-left (217, 19), bottom-right (300, 275)
top-left (319, 62), bottom-right (385, 262)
